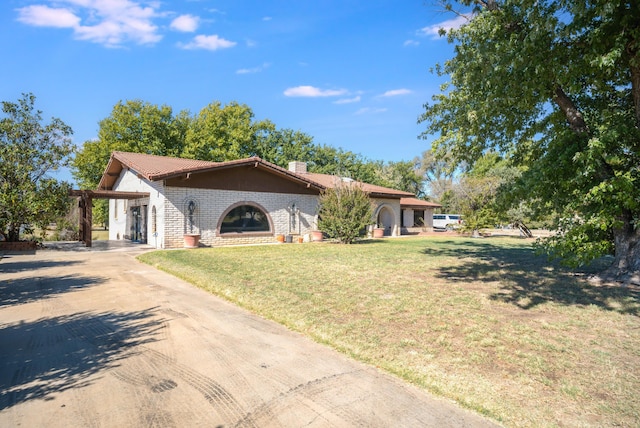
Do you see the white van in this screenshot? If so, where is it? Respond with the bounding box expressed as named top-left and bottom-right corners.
top-left (432, 214), bottom-right (463, 230)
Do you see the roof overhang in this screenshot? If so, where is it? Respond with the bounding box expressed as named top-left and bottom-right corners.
top-left (69, 190), bottom-right (150, 199)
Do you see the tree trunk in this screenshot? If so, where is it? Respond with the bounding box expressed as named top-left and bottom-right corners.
top-left (600, 214), bottom-right (640, 285)
top-left (7, 224), bottom-right (20, 242)
top-left (631, 63), bottom-right (640, 127)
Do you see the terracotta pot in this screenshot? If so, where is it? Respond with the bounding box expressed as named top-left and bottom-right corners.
top-left (183, 234), bottom-right (200, 248)
top-left (276, 234), bottom-right (285, 243)
top-left (373, 228), bottom-right (384, 238)
top-left (311, 230), bottom-right (323, 242)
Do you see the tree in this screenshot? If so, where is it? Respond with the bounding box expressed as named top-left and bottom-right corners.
top-left (74, 99), bottom-right (190, 188)
top-left (317, 184), bottom-right (374, 244)
top-left (183, 101), bottom-right (258, 162)
top-left (0, 93), bottom-right (74, 241)
top-left (72, 100), bottom-right (190, 226)
top-left (458, 153), bottom-right (520, 235)
top-left (420, 0), bottom-right (640, 282)
top-left (414, 150), bottom-right (457, 202)
top-left (377, 160), bottom-right (425, 196)
top-left (251, 125), bottom-right (317, 168)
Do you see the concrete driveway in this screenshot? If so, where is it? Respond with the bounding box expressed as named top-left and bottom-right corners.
top-left (0, 244), bottom-right (499, 427)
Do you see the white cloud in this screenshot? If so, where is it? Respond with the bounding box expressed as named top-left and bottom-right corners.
top-left (355, 107), bottom-right (387, 115)
top-left (403, 39), bottom-right (419, 47)
top-left (262, 16), bottom-right (272, 21)
top-left (16, 0), bottom-right (162, 47)
top-left (170, 14), bottom-right (199, 32)
top-left (418, 14), bottom-right (472, 39)
top-left (283, 86), bottom-right (347, 97)
top-left (334, 96), bottom-right (361, 104)
top-left (181, 34), bottom-right (236, 50)
top-left (16, 5), bottom-right (80, 28)
top-left (236, 62), bottom-right (271, 74)
top-left (380, 89), bottom-right (412, 97)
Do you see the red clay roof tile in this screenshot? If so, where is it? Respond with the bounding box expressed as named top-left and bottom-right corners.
top-left (99, 151), bottom-right (417, 199)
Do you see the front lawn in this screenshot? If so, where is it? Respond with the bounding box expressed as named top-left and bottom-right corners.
top-left (138, 237), bottom-right (640, 427)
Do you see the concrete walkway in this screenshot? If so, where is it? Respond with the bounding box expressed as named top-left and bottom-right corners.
top-left (0, 244), bottom-right (499, 427)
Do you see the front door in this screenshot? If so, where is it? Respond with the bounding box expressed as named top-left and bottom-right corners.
top-left (131, 206), bottom-right (142, 242)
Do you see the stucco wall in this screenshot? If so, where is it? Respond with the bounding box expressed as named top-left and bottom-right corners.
top-left (372, 198), bottom-right (402, 237)
top-left (110, 170), bottom-right (166, 248)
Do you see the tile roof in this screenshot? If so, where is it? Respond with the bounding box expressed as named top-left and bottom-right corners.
top-left (98, 151), bottom-right (417, 199)
top-left (116, 151), bottom-right (219, 180)
top-left (302, 172), bottom-right (414, 198)
top-left (399, 197), bottom-right (442, 208)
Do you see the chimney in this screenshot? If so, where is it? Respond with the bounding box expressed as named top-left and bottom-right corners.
top-left (288, 161), bottom-right (307, 174)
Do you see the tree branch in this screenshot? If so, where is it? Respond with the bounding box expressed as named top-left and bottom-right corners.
top-left (552, 85), bottom-right (589, 134)
top-left (476, 0), bottom-right (500, 12)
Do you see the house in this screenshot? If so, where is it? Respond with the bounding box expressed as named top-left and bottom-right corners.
top-left (399, 197), bottom-right (442, 234)
top-left (96, 151), bottom-right (441, 248)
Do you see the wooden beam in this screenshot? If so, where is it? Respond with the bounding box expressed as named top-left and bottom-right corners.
top-left (69, 190), bottom-right (150, 199)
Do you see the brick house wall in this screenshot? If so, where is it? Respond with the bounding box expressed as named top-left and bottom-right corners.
top-left (162, 187), bottom-right (319, 248)
top-left (110, 169), bottom-right (321, 248)
top-left (108, 159), bottom-right (405, 248)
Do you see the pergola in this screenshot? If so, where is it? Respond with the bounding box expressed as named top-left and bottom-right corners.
top-left (69, 190), bottom-right (150, 247)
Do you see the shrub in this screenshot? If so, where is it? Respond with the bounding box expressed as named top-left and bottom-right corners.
top-left (318, 183), bottom-right (373, 244)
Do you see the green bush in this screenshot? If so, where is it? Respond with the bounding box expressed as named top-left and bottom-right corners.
top-left (318, 184), bottom-right (374, 244)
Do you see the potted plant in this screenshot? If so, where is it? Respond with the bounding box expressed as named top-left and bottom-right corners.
top-left (372, 224), bottom-right (385, 238)
top-left (183, 233), bottom-right (200, 248)
top-left (310, 230), bottom-right (324, 242)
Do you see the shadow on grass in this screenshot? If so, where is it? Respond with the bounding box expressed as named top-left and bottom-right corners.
top-left (422, 239), bottom-right (640, 316)
top-left (0, 308), bottom-right (165, 410)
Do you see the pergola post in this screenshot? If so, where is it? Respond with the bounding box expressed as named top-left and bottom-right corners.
top-left (69, 189), bottom-right (150, 248)
top-left (77, 193), bottom-right (93, 247)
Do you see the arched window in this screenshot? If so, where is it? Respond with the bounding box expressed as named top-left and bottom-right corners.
top-left (220, 204), bottom-right (271, 234)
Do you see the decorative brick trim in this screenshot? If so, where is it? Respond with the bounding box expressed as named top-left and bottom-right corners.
top-left (0, 241), bottom-right (38, 251)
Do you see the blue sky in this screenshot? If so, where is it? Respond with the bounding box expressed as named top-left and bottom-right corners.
top-left (1, 1), bottom-right (467, 182)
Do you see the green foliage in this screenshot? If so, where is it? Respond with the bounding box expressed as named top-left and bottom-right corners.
top-left (0, 93), bottom-right (74, 241)
top-left (414, 149), bottom-right (457, 201)
top-left (252, 126), bottom-right (316, 167)
top-left (183, 101), bottom-right (256, 161)
top-left (317, 184), bottom-right (374, 244)
top-left (376, 160), bottom-right (424, 196)
top-left (72, 100), bottom-right (191, 227)
top-left (536, 216), bottom-right (614, 268)
top-left (439, 152), bottom-right (522, 232)
top-left (420, 0), bottom-right (640, 270)
top-left (73, 99), bottom-right (190, 189)
top-left (73, 97), bottom-right (424, 231)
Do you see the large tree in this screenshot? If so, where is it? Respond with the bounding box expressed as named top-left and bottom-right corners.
top-left (73, 100), bottom-right (190, 189)
top-left (420, 0), bottom-right (640, 283)
top-left (183, 101), bottom-right (264, 162)
top-left (414, 150), bottom-right (457, 202)
top-left (0, 93), bottom-right (74, 241)
top-left (72, 100), bottom-right (190, 226)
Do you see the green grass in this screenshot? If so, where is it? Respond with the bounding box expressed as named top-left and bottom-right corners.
top-left (138, 237), bottom-right (640, 427)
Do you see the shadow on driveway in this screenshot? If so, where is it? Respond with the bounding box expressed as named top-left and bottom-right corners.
top-left (0, 308), bottom-right (165, 411)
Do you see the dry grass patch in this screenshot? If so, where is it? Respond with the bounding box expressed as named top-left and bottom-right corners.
top-left (138, 237), bottom-right (640, 427)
